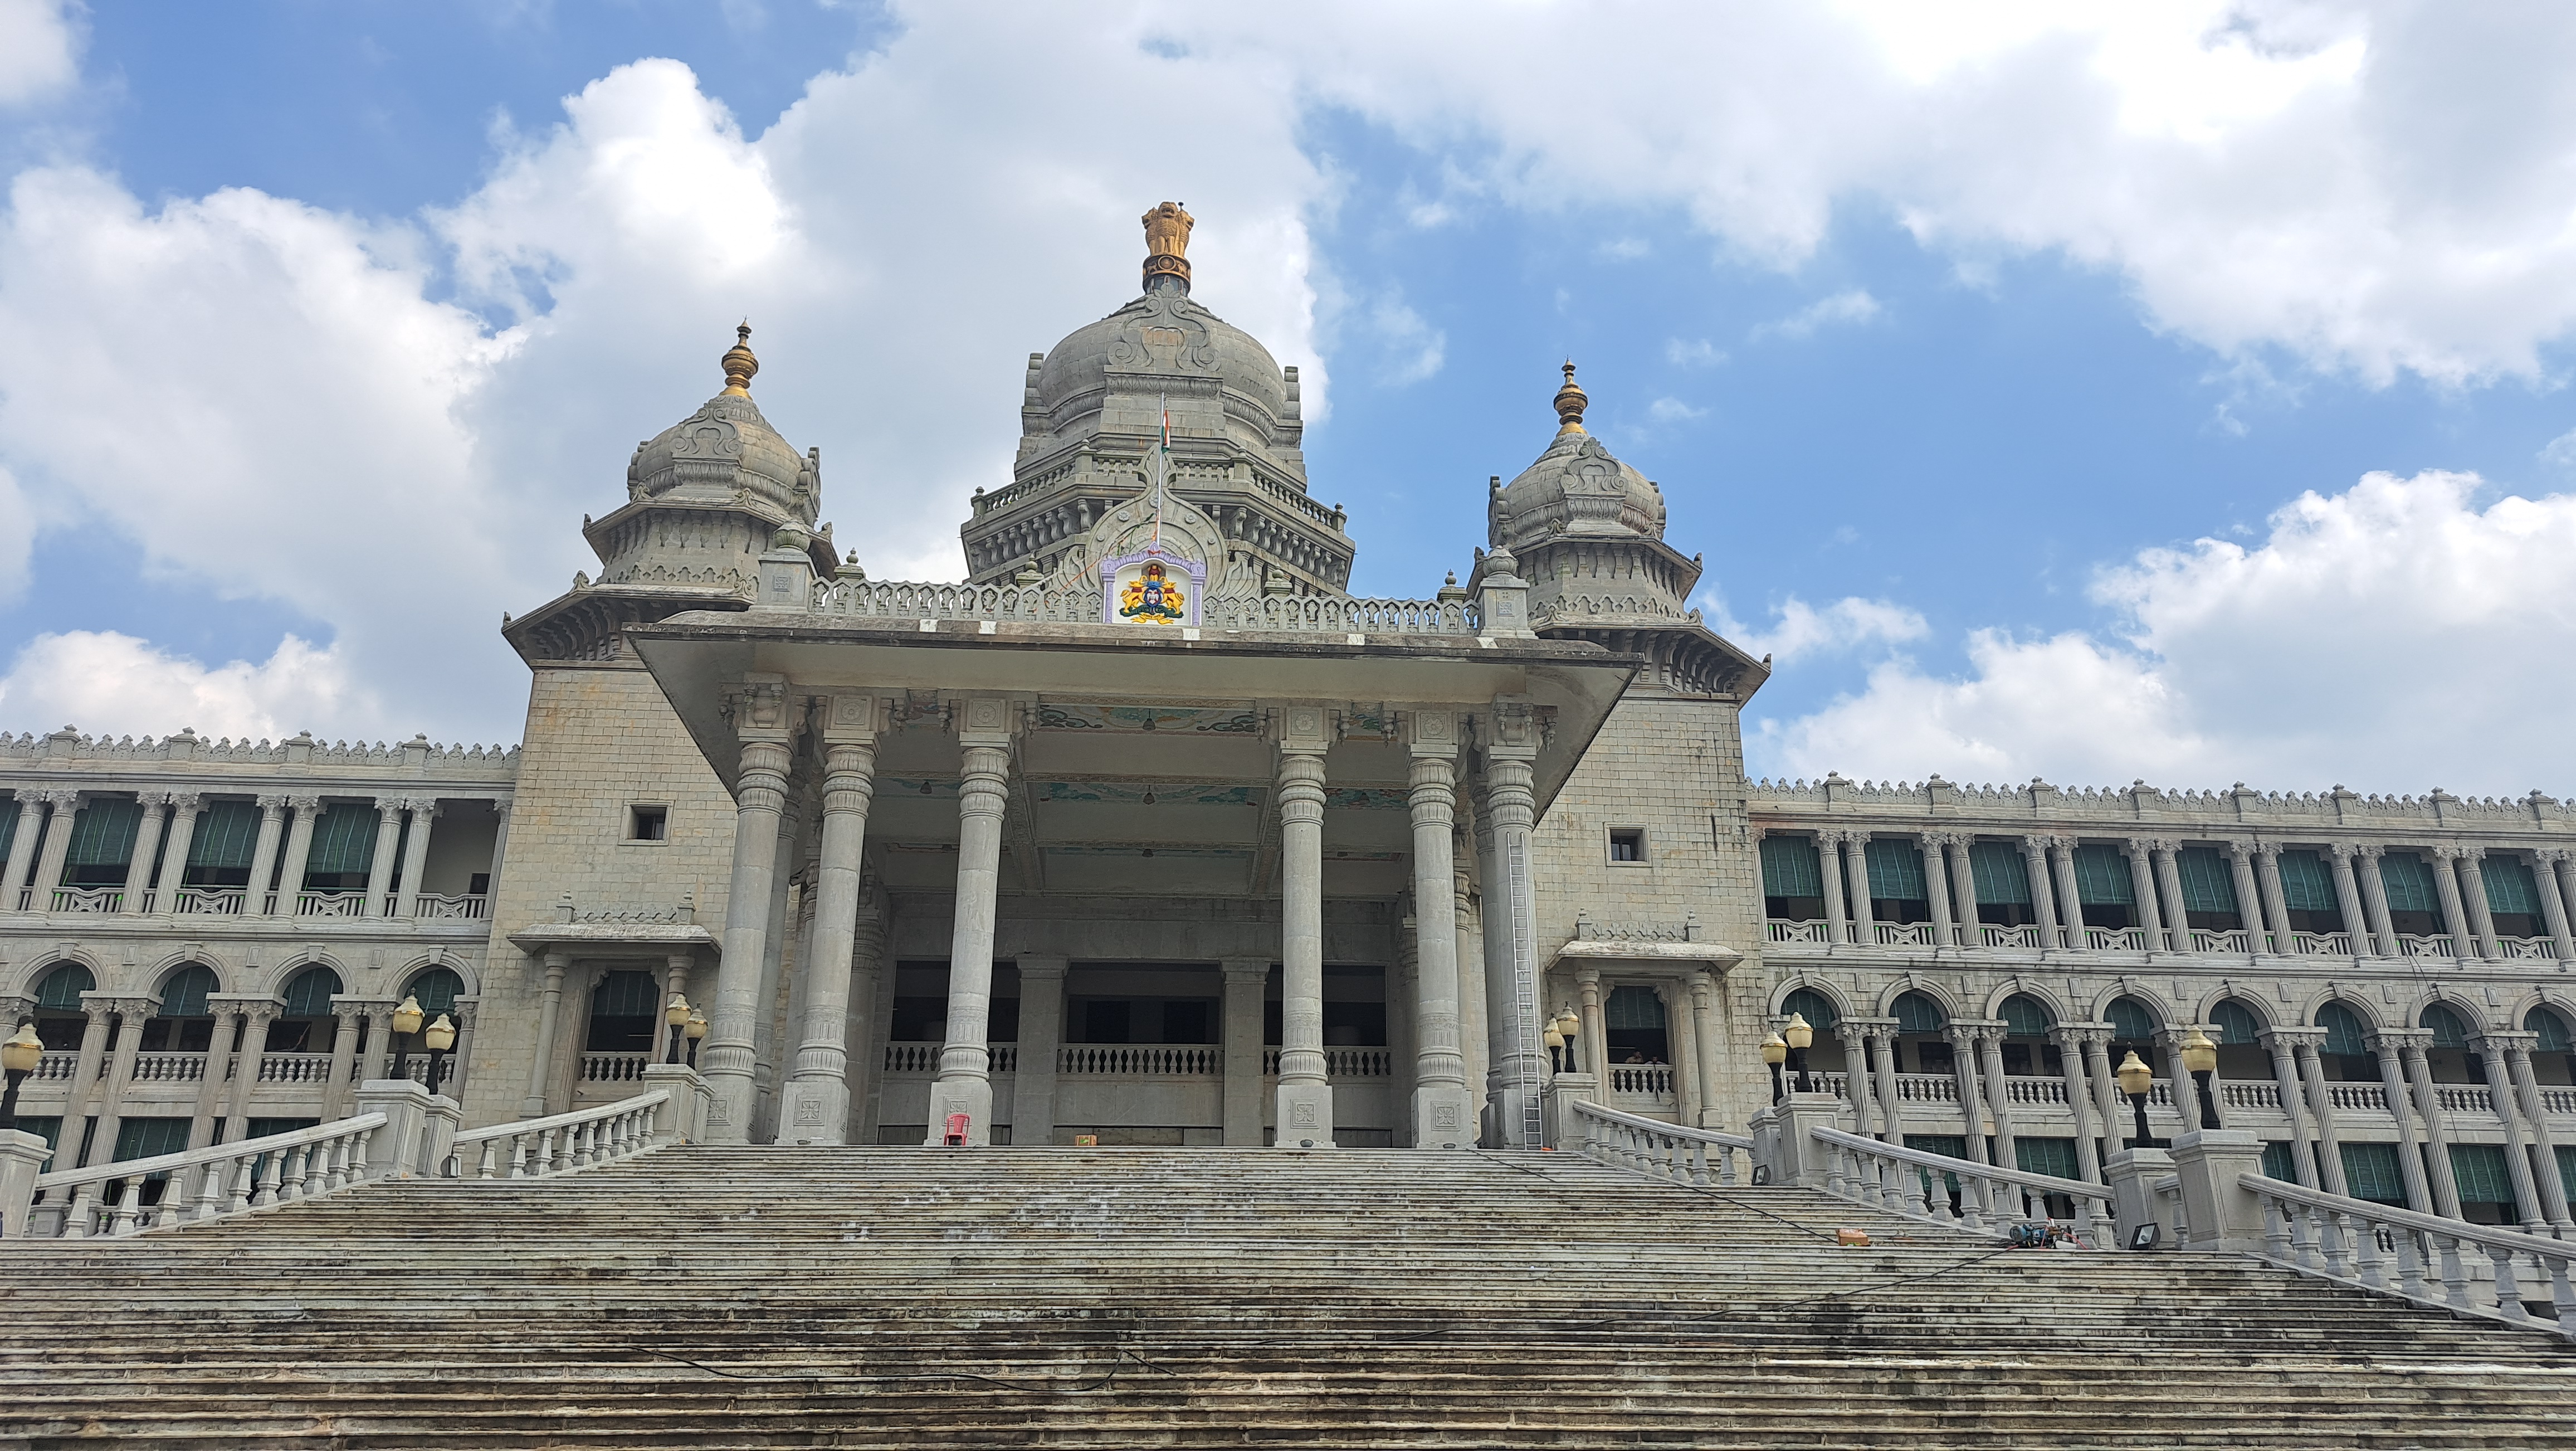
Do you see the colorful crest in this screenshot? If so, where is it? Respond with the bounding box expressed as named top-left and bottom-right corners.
top-left (1101, 548), bottom-right (1204, 626)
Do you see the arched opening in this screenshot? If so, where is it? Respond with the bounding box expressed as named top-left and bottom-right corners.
top-left (266, 965), bottom-right (344, 1054)
top-left (1889, 990), bottom-right (1948, 1076)
top-left (2315, 1001), bottom-right (2374, 1081)
top-left (29, 962), bottom-right (93, 1052)
top-left (2208, 997), bottom-right (2271, 1080)
top-left (402, 967), bottom-right (465, 1019)
top-left (1781, 986), bottom-right (1841, 1079)
top-left (584, 970), bottom-right (661, 1053)
top-left (2105, 995), bottom-right (2159, 1080)
top-left (136, 964), bottom-right (217, 1053)
top-left (2525, 1006), bottom-right (2573, 1087)
top-left (1996, 993), bottom-right (2057, 1077)
top-left (2418, 1002), bottom-right (2481, 1085)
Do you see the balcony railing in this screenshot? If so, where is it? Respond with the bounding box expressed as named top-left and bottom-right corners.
top-left (1765, 918), bottom-right (2563, 962)
top-left (33, 1053), bottom-right (76, 1082)
top-left (171, 888), bottom-right (248, 916)
top-left (2399, 934), bottom-right (2458, 958)
top-left (880, 1044), bottom-right (1018, 1074)
top-left (256, 1053), bottom-right (339, 1085)
top-left (47, 887), bottom-right (123, 914)
top-left (1060, 1045), bottom-right (1219, 1077)
top-left (294, 890), bottom-right (368, 918)
top-left (581, 1052), bottom-right (651, 1083)
top-left (1608, 1064), bottom-right (1674, 1098)
top-left (416, 893), bottom-right (491, 920)
top-left (128, 1052), bottom-right (206, 1084)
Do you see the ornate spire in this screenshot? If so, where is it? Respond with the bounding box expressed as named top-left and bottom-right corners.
top-left (1141, 201), bottom-right (1194, 293)
top-left (720, 323), bottom-right (759, 396)
top-left (1552, 360), bottom-right (1587, 432)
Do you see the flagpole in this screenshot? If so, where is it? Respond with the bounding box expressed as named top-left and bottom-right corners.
top-left (1152, 393), bottom-right (1168, 547)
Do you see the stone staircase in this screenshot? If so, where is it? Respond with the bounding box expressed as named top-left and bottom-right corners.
top-left (1, 1146), bottom-right (2572, 1448)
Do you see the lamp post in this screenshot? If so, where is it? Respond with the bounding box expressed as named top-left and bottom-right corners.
top-left (1762, 1030), bottom-right (1788, 1106)
top-left (1784, 1011), bottom-right (1816, 1094)
top-left (663, 994), bottom-right (692, 1065)
top-left (2116, 1049), bottom-right (2155, 1148)
top-left (388, 995), bottom-right (425, 1080)
top-left (1542, 1020), bottom-right (1565, 1074)
top-left (684, 1010), bottom-right (707, 1068)
top-left (1550, 1007), bottom-right (1582, 1072)
top-left (421, 1013), bottom-right (456, 1098)
top-left (2179, 1026), bottom-right (2221, 1130)
top-left (0, 1020), bottom-right (41, 1131)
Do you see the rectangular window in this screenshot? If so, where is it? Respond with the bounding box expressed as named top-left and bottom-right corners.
top-left (2176, 848), bottom-right (2237, 913)
top-left (2558, 1145), bottom-right (2576, 1208)
top-left (2339, 1142), bottom-right (2406, 1205)
top-left (62, 798), bottom-right (143, 886)
top-left (1607, 827), bottom-right (1645, 864)
top-left (2071, 845), bottom-right (2134, 905)
top-left (303, 804), bottom-right (379, 888)
top-left (183, 800), bottom-right (261, 887)
top-left (629, 805), bottom-right (670, 842)
top-left (2277, 850), bottom-right (2336, 912)
top-left (111, 1116), bottom-right (194, 1162)
top-left (2448, 1143), bottom-right (2516, 1209)
top-left (0, 798), bottom-right (17, 863)
top-left (1968, 841), bottom-right (2031, 905)
top-left (1759, 837), bottom-right (1824, 921)
top-left (2482, 856), bottom-right (2539, 916)
top-left (1863, 839), bottom-right (1926, 902)
top-left (2379, 853), bottom-right (2440, 915)
top-left (2260, 1141), bottom-right (2296, 1182)
top-left (2014, 1137), bottom-right (2078, 1179)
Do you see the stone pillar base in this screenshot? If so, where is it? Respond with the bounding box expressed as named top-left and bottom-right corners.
top-left (2104, 1146), bottom-right (2177, 1250)
top-left (2171, 1127), bottom-right (2268, 1253)
top-left (1749, 1092), bottom-right (1845, 1187)
top-left (354, 1079), bottom-right (436, 1180)
top-left (1276, 1081), bottom-right (1334, 1148)
top-left (1413, 1084), bottom-right (1475, 1151)
top-left (641, 1064), bottom-right (709, 1145)
top-left (422, 1094), bottom-right (463, 1177)
top-left (1540, 1073), bottom-right (1597, 1150)
top-left (777, 1075), bottom-right (849, 1146)
top-left (0, 1127), bottom-right (52, 1239)
top-left (925, 1074), bottom-right (994, 1147)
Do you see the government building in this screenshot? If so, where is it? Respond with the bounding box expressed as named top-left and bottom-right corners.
top-left (4, 203), bottom-right (2572, 1238)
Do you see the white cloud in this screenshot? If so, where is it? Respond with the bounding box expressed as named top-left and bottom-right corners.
top-left (1647, 397), bottom-right (1706, 423)
top-left (0, 0), bottom-right (77, 107)
top-left (1370, 295), bottom-right (1446, 385)
top-left (0, 632), bottom-right (374, 742)
top-left (2542, 426), bottom-right (2576, 471)
top-left (1718, 594), bottom-right (1929, 664)
top-left (1665, 337), bottom-right (1725, 367)
top-left (1596, 236), bottom-right (1650, 260)
top-left (1757, 471), bottom-right (2576, 795)
top-left (1753, 289), bottom-right (1882, 341)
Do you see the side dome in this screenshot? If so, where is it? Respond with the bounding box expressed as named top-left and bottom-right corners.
top-left (626, 325), bottom-right (818, 525)
top-left (1490, 363), bottom-right (1665, 549)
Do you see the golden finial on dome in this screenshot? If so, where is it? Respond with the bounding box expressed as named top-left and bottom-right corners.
top-left (1553, 359), bottom-right (1587, 432)
top-left (721, 322), bottom-right (759, 396)
top-left (1142, 202), bottom-right (1194, 291)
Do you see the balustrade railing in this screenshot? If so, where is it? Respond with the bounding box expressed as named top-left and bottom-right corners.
top-left (1891, 1073), bottom-right (1959, 1105)
top-left (880, 1043), bottom-right (1017, 1074)
top-left (256, 1052), bottom-right (338, 1085)
top-left (1994, 1077), bottom-right (2070, 1107)
top-left (1759, 917), bottom-right (2551, 964)
top-left (1872, 922), bottom-right (1937, 948)
top-left (2248, 1176), bottom-right (2575, 1340)
top-left (1812, 1125), bottom-right (2115, 1247)
top-left (2542, 1088), bottom-right (2576, 1117)
top-left (1569, 1099), bottom-right (1754, 1187)
top-left (2436, 1085), bottom-right (2495, 1114)
top-left (47, 887), bottom-right (123, 914)
top-left (1257, 1047), bottom-right (1394, 1078)
top-left (1061, 1045), bottom-right (1221, 1076)
top-left (2324, 1082), bottom-right (2390, 1113)
top-left (16, 1113), bottom-right (386, 1239)
top-left (1980, 924), bottom-right (2046, 949)
top-left (581, 1053), bottom-right (652, 1083)
top-left (294, 890), bottom-right (368, 918)
top-left (414, 893), bottom-right (491, 920)
top-left (2399, 934), bottom-right (2458, 959)
top-left (33, 1052), bottom-right (75, 1082)
top-left (448, 1089), bottom-right (669, 1180)
top-left (1608, 1064), bottom-right (1676, 1097)
top-left (2189, 929), bottom-right (2255, 953)
top-left (1768, 920), bottom-right (1834, 944)
top-left (2219, 1080), bottom-right (2282, 1111)
top-left (170, 888), bottom-right (248, 916)
top-left (2498, 937), bottom-right (2560, 961)
top-left (129, 1052), bottom-right (206, 1083)
top-left (2082, 927), bottom-right (2151, 952)
top-left (2291, 932), bottom-right (2356, 956)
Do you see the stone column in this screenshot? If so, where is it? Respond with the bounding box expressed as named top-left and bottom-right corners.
top-left (120, 795), bottom-right (169, 913)
top-left (2355, 844), bottom-right (2399, 956)
top-left (360, 798), bottom-right (404, 918)
top-left (2047, 1024), bottom-right (2105, 1184)
top-left (1011, 958), bottom-right (1066, 1149)
top-left (1574, 967), bottom-right (1608, 1097)
top-left (215, 1004), bottom-right (276, 1146)
top-left (486, 801), bottom-right (514, 893)
top-left (2080, 1030), bottom-right (2126, 1161)
top-left (1221, 958), bottom-right (1270, 1146)
top-left (2499, 1034), bottom-right (2574, 1231)
top-left (1920, 833), bottom-right (1957, 947)
top-left (1818, 831), bottom-right (1850, 944)
top-left (271, 794), bottom-right (322, 917)
top-left (2150, 841), bottom-right (2188, 951)
top-left (152, 793), bottom-right (202, 913)
top-left (519, 952), bottom-right (570, 1118)
top-left (1943, 1021), bottom-right (1992, 1165)
top-left (1274, 707), bottom-right (1335, 1148)
top-left (320, 1004), bottom-right (364, 1121)
top-left (187, 1007), bottom-right (236, 1146)
top-left (89, 996), bottom-right (157, 1163)
top-left (1404, 712), bottom-right (1472, 1148)
top-left (2020, 835), bottom-right (2060, 948)
top-left (2458, 849), bottom-right (2504, 961)
top-left (2394, 1034), bottom-right (2464, 1218)
top-left (1840, 831), bottom-right (1876, 946)
top-left (928, 697), bottom-right (1015, 1148)
top-left (28, 790), bottom-right (80, 912)
top-left (1944, 838), bottom-right (1979, 946)
top-left (1476, 705), bottom-right (1541, 1148)
top-left (704, 677), bottom-right (793, 1143)
top-left (2252, 844), bottom-right (2294, 956)
top-left (2257, 1028), bottom-right (2320, 1188)
top-left (2533, 849), bottom-right (2576, 965)
top-left (2469, 1030), bottom-right (2548, 1232)
top-left (2123, 838), bottom-right (2164, 949)
top-left (2047, 839), bottom-right (2084, 950)
top-left (2323, 843), bottom-right (2370, 955)
top-left (243, 795), bottom-right (286, 916)
top-left (780, 699), bottom-right (881, 1146)
top-left (1865, 1020), bottom-right (1903, 1143)
top-left (1687, 971), bottom-right (1723, 1130)
top-left (1453, 846), bottom-right (1488, 1101)
top-left (0, 790), bottom-right (37, 910)
top-left (1840, 1015), bottom-right (1886, 1139)
top-left (392, 799), bottom-right (438, 919)
top-left (1974, 1024), bottom-right (2018, 1172)
top-left (750, 802), bottom-right (808, 1143)
top-left (2429, 845), bottom-right (2475, 957)
top-left (2289, 1035), bottom-right (2350, 1196)
top-left (2364, 1030), bottom-right (2435, 1213)
top-left (2224, 841), bottom-right (2263, 948)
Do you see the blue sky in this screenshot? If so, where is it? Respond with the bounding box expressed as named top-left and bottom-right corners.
top-left (1, 1), bottom-right (2574, 797)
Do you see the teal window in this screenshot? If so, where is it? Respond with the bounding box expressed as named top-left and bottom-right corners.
top-left (245, 1117), bottom-right (321, 1140)
top-left (2316, 1002), bottom-right (2370, 1056)
top-left (0, 798), bottom-right (17, 863)
top-left (2072, 845), bottom-right (2134, 905)
top-left (2276, 851), bottom-right (2336, 912)
top-left (61, 798), bottom-right (143, 887)
top-left (281, 966), bottom-right (342, 1018)
top-left (2176, 847), bottom-right (2238, 914)
top-left (2210, 999), bottom-right (2263, 1046)
top-left (2340, 1143), bottom-right (2407, 1206)
top-left (17, 1117), bottom-right (61, 1169)
top-left (1606, 985), bottom-right (1666, 1030)
top-left (2379, 853), bottom-right (2440, 914)
top-left (1780, 987), bottom-right (1838, 1034)
top-left (1891, 991), bottom-right (1946, 1035)
top-left (2260, 1141), bottom-right (2296, 1181)
top-left (154, 965), bottom-right (216, 1019)
top-left (138, 964), bottom-right (218, 1051)
top-left (2528, 1008), bottom-right (2574, 1054)
top-left (2483, 857), bottom-right (2539, 916)
top-left (404, 967), bottom-right (465, 1017)
top-left (303, 804), bottom-right (380, 887)
top-left (2419, 1003), bottom-right (2473, 1049)
top-left (586, 968), bottom-right (662, 1053)
top-left (2014, 1137), bottom-right (2077, 1179)
top-left (1863, 839), bottom-right (1926, 902)
top-left (2558, 1146), bottom-right (2576, 1207)
top-left (1999, 994), bottom-right (2051, 1038)
top-left (1759, 837), bottom-right (1823, 899)
top-left (1968, 842), bottom-right (2031, 904)
top-left (111, 1117), bottom-right (193, 1162)
top-left (2106, 996), bottom-right (2158, 1043)
top-left (184, 800), bottom-right (262, 887)
top-left (2448, 1143), bottom-right (2516, 1208)
top-left (33, 962), bottom-right (92, 1010)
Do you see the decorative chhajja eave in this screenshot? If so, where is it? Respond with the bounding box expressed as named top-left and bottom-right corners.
top-left (1539, 622), bottom-right (1766, 701)
top-left (503, 584), bottom-right (752, 665)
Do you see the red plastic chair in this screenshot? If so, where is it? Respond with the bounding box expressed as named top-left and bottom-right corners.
top-left (941, 1112), bottom-right (970, 1147)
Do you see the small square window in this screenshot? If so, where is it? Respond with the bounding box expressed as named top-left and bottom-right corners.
top-left (1608, 828), bottom-right (1646, 864)
top-left (628, 806), bottom-right (669, 842)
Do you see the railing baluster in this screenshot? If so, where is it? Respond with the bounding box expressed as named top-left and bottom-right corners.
top-left (2320, 1209), bottom-right (2352, 1278)
top-left (2394, 1224), bottom-right (2427, 1299)
top-left (2492, 1248), bottom-right (2531, 1321)
top-left (2435, 1234), bottom-right (2472, 1309)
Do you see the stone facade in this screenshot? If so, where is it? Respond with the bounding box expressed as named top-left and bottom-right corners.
top-left (7, 204), bottom-right (2571, 1239)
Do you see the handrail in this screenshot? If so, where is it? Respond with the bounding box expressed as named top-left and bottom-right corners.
top-left (20, 1112), bottom-right (388, 1240)
top-left (448, 1088), bottom-right (668, 1181)
top-left (1569, 1099), bottom-right (1757, 1188)
top-left (1811, 1124), bottom-right (2115, 1248)
top-left (2245, 1174), bottom-right (2576, 1339)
